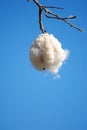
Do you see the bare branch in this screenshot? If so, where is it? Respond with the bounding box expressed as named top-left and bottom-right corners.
top-left (45, 13), bottom-right (77, 20)
top-left (42, 6), bottom-right (64, 10)
top-left (39, 7), bottom-right (46, 33)
top-left (33, 0), bottom-right (42, 7)
top-left (27, 0), bottom-right (84, 32)
top-left (62, 19), bottom-right (84, 32)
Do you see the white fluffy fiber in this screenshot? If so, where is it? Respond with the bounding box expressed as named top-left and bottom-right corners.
top-left (30, 33), bottom-right (69, 75)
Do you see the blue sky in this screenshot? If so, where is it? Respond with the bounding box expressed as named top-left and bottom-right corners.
top-left (0, 0), bottom-right (87, 130)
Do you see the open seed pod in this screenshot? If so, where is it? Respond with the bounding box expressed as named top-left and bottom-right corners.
top-left (30, 33), bottom-right (69, 75)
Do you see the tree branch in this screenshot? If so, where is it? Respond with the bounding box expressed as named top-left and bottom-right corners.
top-left (42, 6), bottom-right (64, 10)
top-left (45, 13), bottom-right (77, 20)
top-left (27, 0), bottom-right (84, 33)
top-left (39, 7), bottom-right (46, 33)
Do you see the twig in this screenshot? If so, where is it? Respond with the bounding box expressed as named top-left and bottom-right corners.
top-left (27, 0), bottom-right (84, 33)
top-left (45, 13), bottom-right (77, 20)
top-left (39, 7), bottom-right (46, 33)
top-left (42, 6), bottom-right (64, 10)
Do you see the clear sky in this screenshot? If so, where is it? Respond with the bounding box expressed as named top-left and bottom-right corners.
top-left (0, 0), bottom-right (87, 130)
